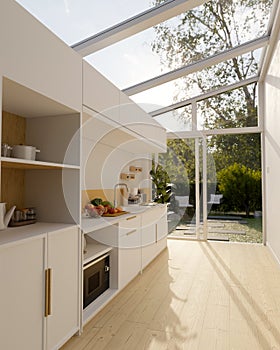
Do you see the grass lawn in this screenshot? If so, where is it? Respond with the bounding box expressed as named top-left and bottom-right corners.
top-left (208, 217), bottom-right (263, 243)
top-left (169, 212), bottom-right (263, 243)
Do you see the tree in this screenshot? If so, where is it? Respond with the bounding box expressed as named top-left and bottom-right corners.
top-left (217, 163), bottom-right (261, 217)
top-left (152, 0), bottom-right (272, 170)
top-left (159, 138), bottom-right (195, 187)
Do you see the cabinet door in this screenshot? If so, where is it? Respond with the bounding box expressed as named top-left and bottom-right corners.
top-left (46, 226), bottom-right (80, 350)
top-left (0, 1), bottom-right (82, 111)
top-left (118, 215), bottom-right (141, 289)
top-left (0, 237), bottom-right (45, 350)
top-left (141, 206), bottom-right (167, 269)
top-left (83, 61), bottom-right (119, 121)
top-left (156, 212), bottom-right (168, 241)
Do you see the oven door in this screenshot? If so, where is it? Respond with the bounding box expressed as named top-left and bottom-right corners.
top-left (83, 254), bottom-right (110, 309)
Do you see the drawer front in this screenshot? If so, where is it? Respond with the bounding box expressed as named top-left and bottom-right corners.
top-left (119, 228), bottom-right (141, 249)
top-left (141, 206), bottom-right (167, 227)
top-left (119, 214), bottom-right (140, 229)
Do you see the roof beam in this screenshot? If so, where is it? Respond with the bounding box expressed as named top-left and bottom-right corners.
top-left (123, 36), bottom-right (269, 96)
top-left (71, 0), bottom-right (211, 56)
top-left (259, 0), bottom-right (280, 81)
top-left (150, 76), bottom-right (259, 117)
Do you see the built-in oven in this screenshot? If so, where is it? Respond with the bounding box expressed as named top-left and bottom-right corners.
top-left (83, 253), bottom-right (110, 309)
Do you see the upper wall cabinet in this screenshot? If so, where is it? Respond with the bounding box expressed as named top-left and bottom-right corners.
top-left (83, 63), bottom-right (166, 153)
top-left (0, 0), bottom-right (82, 112)
top-left (119, 92), bottom-right (167, 153)
top-left (83, 62), bottom-right (119, 121)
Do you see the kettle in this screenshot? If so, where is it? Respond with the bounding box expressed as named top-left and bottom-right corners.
top-left (0, 203), bottom-right (16, 230)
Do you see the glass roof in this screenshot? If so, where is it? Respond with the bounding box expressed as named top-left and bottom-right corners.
top-left (16, 0), bottom-right (275, 131)
top-left (130, 49), bottom-right (263, 112)
top-left (16, 0), bottom-right (164, 45)
top-left (154, 105), bottom-right (193, 133)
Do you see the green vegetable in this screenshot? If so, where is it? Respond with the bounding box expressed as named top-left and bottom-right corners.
top-left (101, 201), bottom-right (113, 207)
top-left (90, 198), bottom-right (103, 206)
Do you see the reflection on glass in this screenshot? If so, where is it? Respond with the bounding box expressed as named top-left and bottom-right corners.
top-left (159, 138), bottom-right (198, 235)
top-left (197, 82), bottom-right (258, 130)
top-left (154, 106), bottom-right (192, 132)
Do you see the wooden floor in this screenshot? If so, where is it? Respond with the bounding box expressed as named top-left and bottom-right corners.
top-left (62, 240), bottom-right (280, 350)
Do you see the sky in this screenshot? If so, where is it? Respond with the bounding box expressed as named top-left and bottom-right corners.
top-left (15, 0), bottom-right (271, 132)
top-left (16, 0), bottom-right (179, 114)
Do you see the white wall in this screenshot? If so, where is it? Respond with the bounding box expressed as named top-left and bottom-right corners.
top-left (264, 30), bottom-right (280, 262)
top-left (83, 139), bottom-right (151, 192)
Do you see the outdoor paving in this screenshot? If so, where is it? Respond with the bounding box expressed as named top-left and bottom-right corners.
top-left (168, 216), bottom-right (262, 243)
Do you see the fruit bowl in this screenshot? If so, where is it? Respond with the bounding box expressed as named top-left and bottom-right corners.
top-left (84, 204), bottom-right (105, 218)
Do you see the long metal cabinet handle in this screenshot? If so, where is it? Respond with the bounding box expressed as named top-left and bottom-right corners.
top-left (48, 268), bottom-right (52, 316)
top-left (126, 215), bottom-right (137, 221)
top-left (45, 269), bottom-right (49, 317)
top-left (45, 268), bottom-right (52, 317)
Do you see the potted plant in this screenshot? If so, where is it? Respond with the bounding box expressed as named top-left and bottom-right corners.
top-left (149, 162), bottom-right (173, 204)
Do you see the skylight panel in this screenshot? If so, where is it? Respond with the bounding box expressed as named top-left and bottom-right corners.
top-left (86, 0), bottom-right (272, 93)
top-left (16, 0), bottom-right (165, 45)
top-left (130, 49), bottom-right (262, 113)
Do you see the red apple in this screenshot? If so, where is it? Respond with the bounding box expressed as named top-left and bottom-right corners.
top-left (108, 208), bottom-right (115, 214)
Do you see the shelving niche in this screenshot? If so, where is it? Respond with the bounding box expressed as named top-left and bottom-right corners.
top-left (1, 77), bottom-right (81, 224)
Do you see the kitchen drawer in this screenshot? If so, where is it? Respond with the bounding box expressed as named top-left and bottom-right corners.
top-left (119, 214), bottom-right (140, 230)
top-left (141, 206), bottom-right (166, 228)
top-left (119, 228), bottom-right (141, 249)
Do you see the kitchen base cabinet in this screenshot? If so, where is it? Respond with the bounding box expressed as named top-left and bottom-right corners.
top-left (0, 236), bottom-right (45, 350)
top-left (118, 215), bottom-right (141, 289)
top-left (141, 205), bottom-right (167, 270)
top-left (46, 226), bottom-right (80, 350)
top-left (0, 224), bottom-right (80, 350)
top-left (119, 247), bottom-right (141, 289)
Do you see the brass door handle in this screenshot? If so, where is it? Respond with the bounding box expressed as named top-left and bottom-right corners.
top-left (126, 215), bottom-right (137, 221)
top-left (45, 268), bottom-right (52, 317)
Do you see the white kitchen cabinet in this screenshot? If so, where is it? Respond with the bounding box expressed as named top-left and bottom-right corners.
top-left (119, 91), bottom-right (167, 153)
top-left (156, 211), bottom-right (168, 242)
top-left (141, 206), bottom-right (167, 270)
top-left (1, 78), bottom-right (81, 225)
top-left (0, 0), bottom-right (82, 112)
top-left (118, 215), bottom-right (141, 289)
top-left (46, 226), bottom-right (80, 350)
top-left (0, 236), bottom-right (45, 350)
top-left (83, 62), bottom-right (119, 121)
top-left (0, 224), bottom-right (80, 350)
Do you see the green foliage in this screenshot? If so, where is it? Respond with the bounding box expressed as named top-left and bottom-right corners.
top-left (217, 163), bottom-right (261, 217)
top-left (151, 0), bottom-right (271, 171)
top-left (159, 138), bottom-right (195, 186)
top-left (149, 162), bottom-right (172, 203)
top-left (210, 133), bottom-right (261, 172)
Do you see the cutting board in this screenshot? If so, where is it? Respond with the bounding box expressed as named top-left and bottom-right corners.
top-left (102, 211), bottom-right (129, 217)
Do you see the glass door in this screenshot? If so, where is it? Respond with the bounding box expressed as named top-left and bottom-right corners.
top-left (205, 133), bottom-right (262, 243)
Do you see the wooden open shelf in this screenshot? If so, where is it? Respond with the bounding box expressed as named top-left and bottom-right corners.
top-left (1, 157), bottom-right (80, 170)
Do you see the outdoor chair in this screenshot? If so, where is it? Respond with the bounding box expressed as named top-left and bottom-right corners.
top-left (208, 194), bottom-right (223, 205)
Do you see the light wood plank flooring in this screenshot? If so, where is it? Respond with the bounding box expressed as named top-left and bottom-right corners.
top-left (61, 240), bottom-right (280, 350)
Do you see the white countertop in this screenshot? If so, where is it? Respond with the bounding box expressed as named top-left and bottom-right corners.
top-left (0, 205), bottom-right (167, 246)
top-left (81, 204), bottom-right (166, 234)
top-left (0, 222), bottom-right (77, 247)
